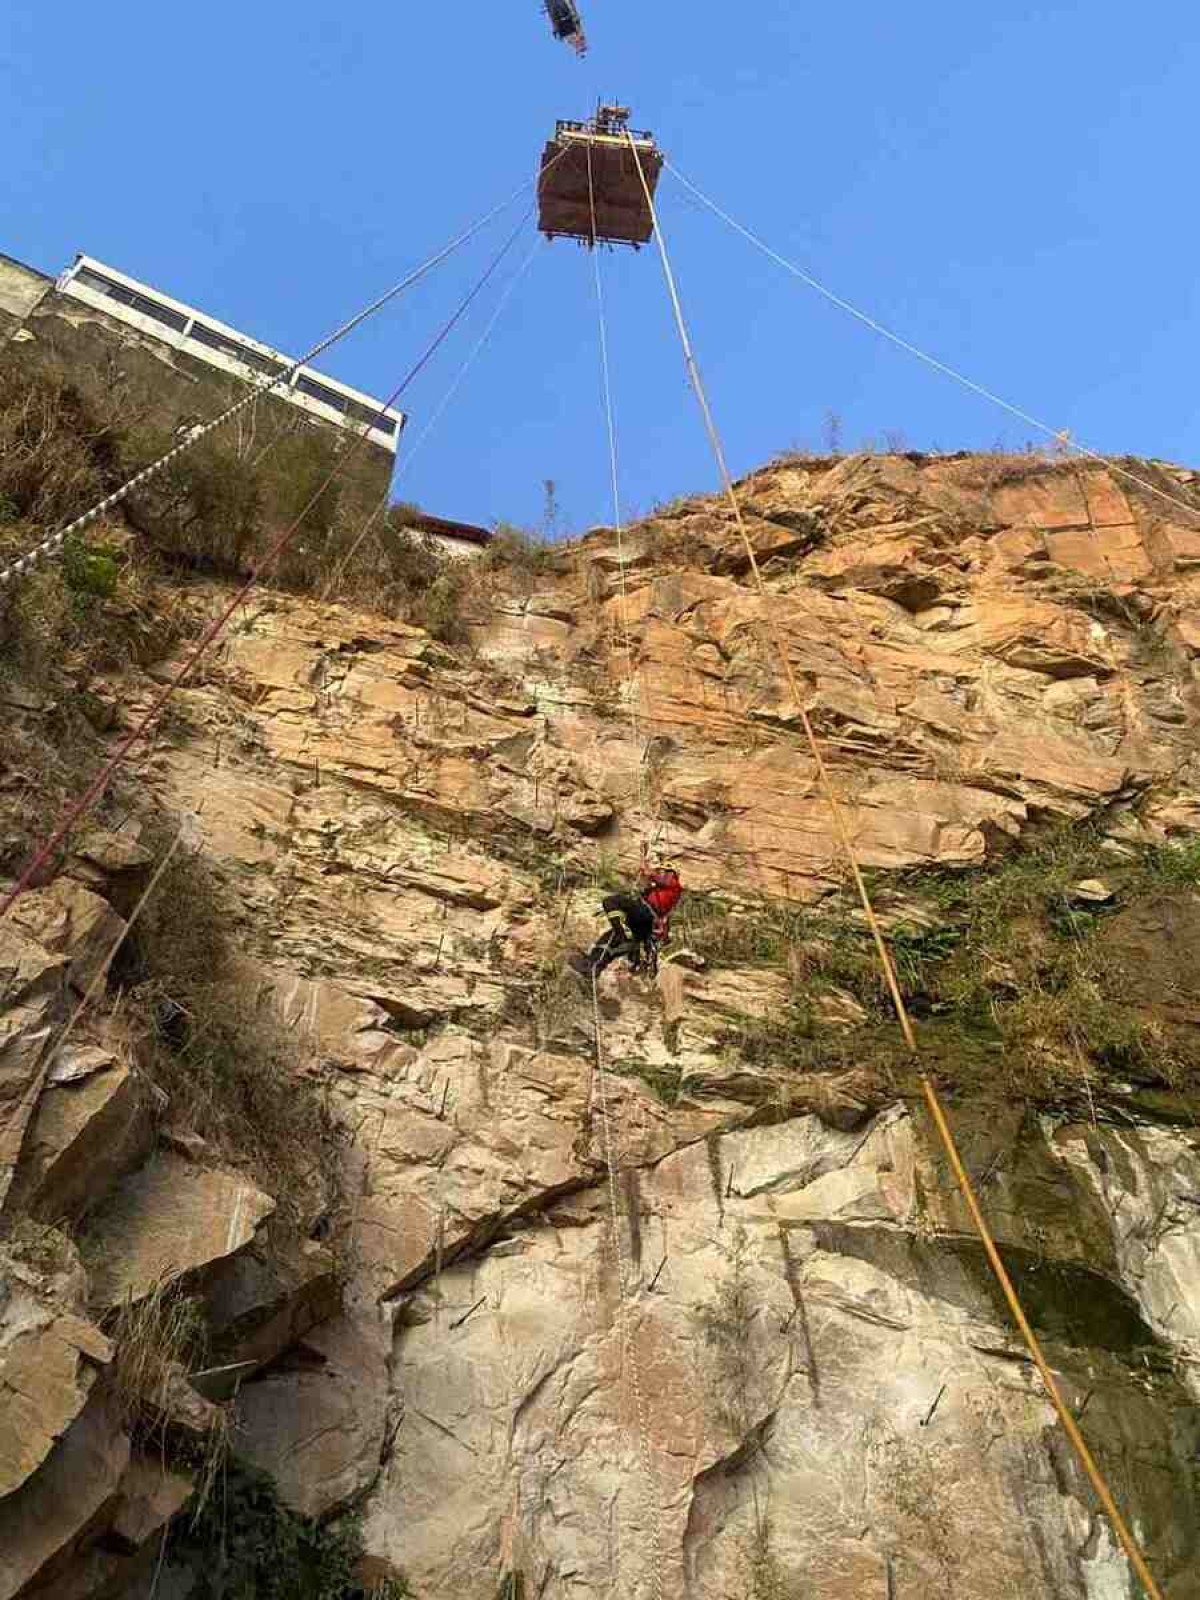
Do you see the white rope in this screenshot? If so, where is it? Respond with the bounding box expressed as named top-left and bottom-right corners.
top-left (665, 159), bottom-right (1200, 528)
top-left (582, 146), bottom-right (668, 1589)
top-left (401, 238), bottom-right (544, 477)
top-left (321, 236), bottom-right (543, 601)
top-left (0, 172), bottom-right (542, 589)
top-left (640, 142), bottom-right (1168, 1600)
top-left (579, 149), bottom-right (669, 1593)
top-left (586, 145), bottom-right (649, 833)
top-left (590, 970), bottom-right (666, 1600)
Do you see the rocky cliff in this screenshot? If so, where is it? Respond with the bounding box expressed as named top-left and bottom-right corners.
top-left (3, 448), bottom-right (1200, 1599)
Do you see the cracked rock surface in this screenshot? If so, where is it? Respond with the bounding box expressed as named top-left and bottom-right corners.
top-left (4, 451), bottom-right (1200, 1597)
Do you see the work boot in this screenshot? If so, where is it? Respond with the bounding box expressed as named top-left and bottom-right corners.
top-left (573, 932), bottom-right (617, 981)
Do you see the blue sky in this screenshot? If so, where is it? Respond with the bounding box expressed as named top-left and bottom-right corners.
top-left (2, 2), bottom-right (1197, 535)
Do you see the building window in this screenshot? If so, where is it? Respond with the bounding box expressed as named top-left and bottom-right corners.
top-left (67, 261), bottom-right (398, 448)
top-left (294, 373), bottom-right (348, 414)
top-left (188, 320), bottom-right (286, 379)
top-left (345, 398), bottom-right (396, 437)
top-left (74, 267), bottom-right (117, 294)
top-left (73, 266), bottom-right (189, 333)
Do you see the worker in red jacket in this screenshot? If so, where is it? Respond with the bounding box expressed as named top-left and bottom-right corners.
top-left (575, 861), bottom-right (683, 978)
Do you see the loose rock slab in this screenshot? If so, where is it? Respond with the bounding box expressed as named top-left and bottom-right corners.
top-left (85, 1152), bottom-right (275, 1309)
top-left (0, 1260), bottom-right (112, 1499)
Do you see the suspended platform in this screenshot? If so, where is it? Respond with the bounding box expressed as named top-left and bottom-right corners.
top-left (538, 106), bottom-right (664, 248)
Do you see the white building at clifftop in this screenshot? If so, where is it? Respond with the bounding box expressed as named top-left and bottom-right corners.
top-left (55, 254), bottom-right (405, 455)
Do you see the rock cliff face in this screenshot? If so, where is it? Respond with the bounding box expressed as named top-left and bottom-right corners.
top-left (3, 450), bottom-right (1200, 1599)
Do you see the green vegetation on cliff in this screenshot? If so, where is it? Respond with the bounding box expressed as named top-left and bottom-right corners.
top-left (695, 825), bottom-right (1200, 1115)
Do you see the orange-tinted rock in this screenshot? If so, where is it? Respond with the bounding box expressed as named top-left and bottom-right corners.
top-left (6, 448), bottom-right (1200, 1597)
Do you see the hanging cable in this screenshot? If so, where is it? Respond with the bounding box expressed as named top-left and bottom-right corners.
top-left (665, 160), bottom-right (1200, 531)
top-left (321, 226), bottom-right (542, 603)
top-left (629, 134), bottom-right (1167, 1600)
top-left (0, 162), bottom-right (563, 591)
top-left (586, 145), bottom-right (649, 833)
top-left (0, 226), bottom-right (551, 927)
top-left (578, 149), bottom-right (669, 1600)
top-left (399, 240), bottom-right (543, 478)
top-left (590, 970), bottom-right (667, 1600)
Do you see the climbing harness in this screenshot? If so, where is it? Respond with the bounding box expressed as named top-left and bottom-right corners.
top-left (628, 131), bottom-right (1168, 1600)
top-left (576, 918), bottom-right (662, 984)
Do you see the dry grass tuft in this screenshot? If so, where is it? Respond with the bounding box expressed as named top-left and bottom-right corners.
top-left (106, 1277), bottom-right (233, 1519)
top-left (108, 1277), bottom-right (208, 1430)
top-left (126, 843), bottom-right (347, 1231)
top-left (942, 448), bottom-right (1061, 492)
top-left (0, 361), bottom-right (111, 528)
top-left (695, 1223), bottom-right (762, 1438)
top-left (0, 343), bottom-right (483, 651)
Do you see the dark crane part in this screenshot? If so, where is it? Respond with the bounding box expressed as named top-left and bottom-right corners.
top-left (538, 107), bottom-right (664, 248)
top-left (544, 0), bottom-right (587, 54)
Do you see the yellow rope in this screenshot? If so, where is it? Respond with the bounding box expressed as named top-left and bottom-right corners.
top-left (627, 132), bottom-right (1167, 1600)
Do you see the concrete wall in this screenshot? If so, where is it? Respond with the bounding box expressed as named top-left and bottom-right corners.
top-left (58, 257), bottom-right (404, 454)
top-left (425, 531), bottom-right (490, 562)
top-left (0, 253), bottom-right (52, 334)
top-left (4, 288), bottom-right (396, 510)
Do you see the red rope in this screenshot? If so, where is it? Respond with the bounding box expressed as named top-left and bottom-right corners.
top-left (0, 213), bottom-right (531, 924)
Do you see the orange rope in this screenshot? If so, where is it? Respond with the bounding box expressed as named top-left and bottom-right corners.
top-left (627, 132), bottom-right (1166, 1600)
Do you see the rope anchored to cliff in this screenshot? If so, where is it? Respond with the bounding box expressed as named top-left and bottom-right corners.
top-left (629, 130), bottom-right (1168, 1600)
top-left (664, 159), bottom-right (1200, 532)
top-left (321, 228), bottom-right (543, 604)
top-left (0, 217), bottom-right (551, 927)
top-left (590, 968), bottom-right (667, 1600)
top-left (577, 148), bottom-right (670, 1600)
top-left (0, 161), bottom-right (566, 592)
top-left (586, 141), bottom-right (650, 830)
